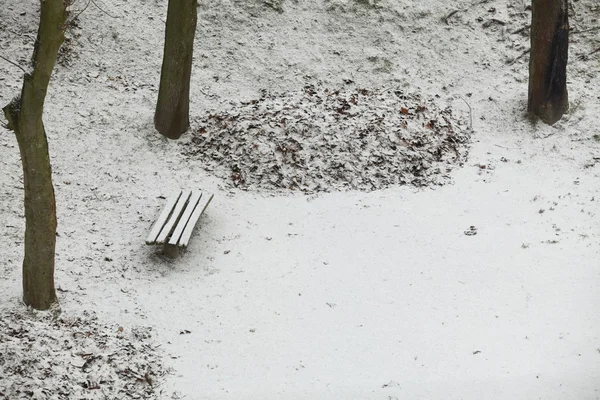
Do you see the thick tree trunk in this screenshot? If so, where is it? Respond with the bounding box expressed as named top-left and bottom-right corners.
top-left (2, 0), bottom-right (66, 310)
top-left (528, 0), bottom-right (569, 125)
top-left (154, 0), bottom-right (198, 139)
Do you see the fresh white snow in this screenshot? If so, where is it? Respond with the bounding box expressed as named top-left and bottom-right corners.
top-left (1, 0), bottom-right (599, 399)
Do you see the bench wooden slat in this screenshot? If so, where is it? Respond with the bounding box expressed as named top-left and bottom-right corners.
top-left (145, 190), bottom-right (182, 245)
top-left (178, 192), bottom-right (213, 248)
top-left (168, 190), bottom-right (201, 246)
top-left (156, 190), bottom-right (192, 244)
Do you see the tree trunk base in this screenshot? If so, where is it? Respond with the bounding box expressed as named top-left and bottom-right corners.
top-left (528, 0), bottom-right (569, 125)
top-left (154, 0), bottom-right (198, 140)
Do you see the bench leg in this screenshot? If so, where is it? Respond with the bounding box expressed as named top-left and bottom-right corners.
top-left (164, 243), bottom-right (180, 259)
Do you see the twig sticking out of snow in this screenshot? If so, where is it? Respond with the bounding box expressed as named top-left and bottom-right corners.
top-left (460, 96), bottom-right (473, 132)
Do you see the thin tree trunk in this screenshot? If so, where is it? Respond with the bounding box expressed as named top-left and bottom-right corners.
top-left (2, 0), bottom-right (66, 310)
top-left (154, 0), bottom-right (198, 139)
top-left (528, 0), bottom-right (569, 125)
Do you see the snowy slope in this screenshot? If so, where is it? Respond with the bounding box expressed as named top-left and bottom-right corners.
top-left (1, 0), bottom-right (599, 399)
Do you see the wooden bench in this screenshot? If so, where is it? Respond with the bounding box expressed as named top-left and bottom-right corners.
top-left (146, 190), bottom-right (213, 258)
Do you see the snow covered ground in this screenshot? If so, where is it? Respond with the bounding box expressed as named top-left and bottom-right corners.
top-left (1, 0), bottom-right (599, 399)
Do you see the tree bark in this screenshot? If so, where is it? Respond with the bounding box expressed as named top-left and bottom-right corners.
top-left (528, 0), bottom-right (569, 125)
top-left (154, 0), bottom-right (198, 140)
top-left (2, 0), bottom-right (66, 310)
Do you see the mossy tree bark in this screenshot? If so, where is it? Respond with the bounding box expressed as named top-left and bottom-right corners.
top-left (2, 0), bottom-right (66, 310)
top-left (155, 0), bottom-right (198, 140)
top-left (528, 0), bottom-right (569, 125)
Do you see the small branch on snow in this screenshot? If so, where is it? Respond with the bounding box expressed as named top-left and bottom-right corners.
top-left (90, 0), bottom-right (119, 18)
top-left (571, 26), bottom-right (600, 35)
top-left (482, 18), bottom-right (506, 28)
top-left (511, 24), bottom-right (530, 35)
top-left (577, 46), bottom-right (600, 61)
top-left (0, 55), bottom-right (26, 74)
top-left (539, 131), bottom-right (558, 139)
top-left (494, 144), bottom-right (521, 150)
top-left (443, 0), bottom-right (492, 26)
top-left (442, 10), bottom-right (460, 25)
top-left (73, 0), bottom-right (118, 19)
top-left (587, 46), bottom-right (600, 56)
top-left (70, 0), bottom-right (93, 23)
top-left (508, 48), bottom-right (530, 65)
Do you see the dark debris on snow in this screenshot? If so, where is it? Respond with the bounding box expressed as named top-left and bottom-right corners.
top-left (183, 85), bottom-right (471, 193)
top-left (0, 308), bottom-right (167, 400)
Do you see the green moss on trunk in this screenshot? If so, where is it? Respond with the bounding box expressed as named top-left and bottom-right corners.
top-left (155, 0), bottom-right (198, 140)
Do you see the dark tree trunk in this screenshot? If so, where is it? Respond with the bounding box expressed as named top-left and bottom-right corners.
top-left (154, 0), bottom-right (198, 140)
top-left (2, 0), bottom-right (66, 310)
top-left (528, 0), bottom-right (569, 125)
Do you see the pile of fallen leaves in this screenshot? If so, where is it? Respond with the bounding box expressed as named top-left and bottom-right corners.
top-left (183, 84), bottom-right (471, 193)
top-left (0, 307), bottom-right (167, 400)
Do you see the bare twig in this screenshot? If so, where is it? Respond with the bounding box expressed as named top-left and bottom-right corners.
top-left (511, 24), bottom-right (530, 34)
top-left (571, 26), bottom-right (600, 35)
top-left (70, 0), bottom-right (118, 20)
top-left (442, 10), bottom-right (459, 24)
top-left (577, 46), bottom-right (600, 61)
top-left (90, 0), bottom-right (119, 18)
top-left (494, 144), bottom-right (521, 150)
top-left (539, 130), bottom-right (558, 139)
top-left (70, 0), bottom-right (93, 23)
top-left (443, 0), bottom-right (491, 25)
top-left (508, 48), bottom-right (530, 65)
top-left (588, 47), bottom-right (600, 56)
top-left (460, 96), bottom-right (473, 132)
top-left (482, 18), bottom-right (506, 28)
top-left (0, 55), bottom-right (26, 74)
